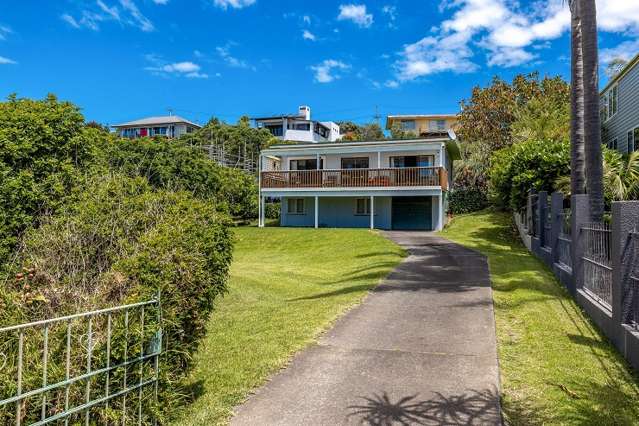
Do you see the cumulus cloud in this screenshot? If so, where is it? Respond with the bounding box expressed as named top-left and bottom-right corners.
top-left (600, 39), bottom-right (639, 66)
top-left (145, 55), bottom-right (208, 78)
top-left (381, 5), bottom-right (396, 28)
top-left (0, 25), bottom-right (13, 41)
top-left (392, 0), bottom-right (639, 82)
top-left (310, 59), bottom-right (350, 83)
top-left (0, 55), bottom-right (16, 64)
top-left (338, 4), bottom-right (373, 28)
top-left (213, 0), bottom-right (256, 10)
top-left (302, 30), bottom-right (316, 41)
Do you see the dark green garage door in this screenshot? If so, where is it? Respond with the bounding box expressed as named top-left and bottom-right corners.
top-left (392, 197), bottom-right (432, 230)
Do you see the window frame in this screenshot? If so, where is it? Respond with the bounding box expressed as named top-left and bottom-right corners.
top-left (341, 157), bottom-right (370, 169)
top-left (628, 130), bottom-right (634, 153)
top-left (604, 84), bottom-right (619, 122)
top-left (287, 198), bottom-right (306, 215)
top-left (400, 120), bottom-right (416, 131)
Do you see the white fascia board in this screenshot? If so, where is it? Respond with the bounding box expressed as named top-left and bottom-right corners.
top-left (262, 141), bottom-right (447, 157)
top-left (261, 187), bottom-right (443, 197)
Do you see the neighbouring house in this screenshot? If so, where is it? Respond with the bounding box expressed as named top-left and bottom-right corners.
top-left (252, 105), bottom-right (341, 143)
top-left (385, 114), bottom-right (458, 137)
top-left (112, 115), bottom-right (201, 139)
top-left (600, 52), bottom-right (639, 153)
top-left (257, 132), bottom-right (460, 231)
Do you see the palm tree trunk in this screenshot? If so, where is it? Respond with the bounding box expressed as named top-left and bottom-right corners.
top-left (580, 0), bottom-right (605, 221)
top-left (570, 0), bottom-right (586, 197)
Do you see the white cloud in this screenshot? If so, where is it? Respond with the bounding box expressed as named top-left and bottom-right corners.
top-left (216, 43), bottom-right (254, 69)
top-left (145, 56), bottom-right (208, 78)
top-left (61, 0), bottom-right (154, 32)
top-left (0, 56), bottom-right (16, 64)
top-left (338, 4), bottom-right (373, 28)
top-left (381, 5), bottom-right (396, 27)
top-left (600, 39), bottom-right (639, 66)
top-left (213, 0), bottom-right (256, 10)
top-left (303, 15), bottom-right (311, 25)
top-left (310, 59), bottom-right (350, 83)
top-left (120, 0), bottom-right (154, 32)
top-left (393, 0), bottom-right (639, 83)
top-left (152, 0), bottom-right (169, 4)
top-left (385, 80), bottom-right (399, 88)
top-left (302, 30), bottom-right (316, 41)
top-left (0, 25), bottom-right (13, 41)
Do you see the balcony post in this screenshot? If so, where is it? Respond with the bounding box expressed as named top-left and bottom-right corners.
top-left (259, 195), bottom-right (265, 228)
top-left (258, 154), bottom-right (263, 228)
top-left (370, 196), bottom-right (375, 229)
top-left (314, 196), bottom-right (319, 229)
top-left (377, 152), bottom-right (381, 168)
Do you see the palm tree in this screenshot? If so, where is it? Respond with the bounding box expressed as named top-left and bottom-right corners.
top-left (580, 0), bottom-right (605, 221)
top-left (569, 0), bottom-right (586, 197)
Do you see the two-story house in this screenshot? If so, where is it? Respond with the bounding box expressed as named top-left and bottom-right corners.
top-left (257, 132), bottom-right (460, 231)
top-left (252, 105), bottom-right (341, 143)
top-left (112, 115), bottom-right (201, 139)
top-left (601, 52), bottom-right (639, 153)
top-left (385, 114), bottom-right (458, 137)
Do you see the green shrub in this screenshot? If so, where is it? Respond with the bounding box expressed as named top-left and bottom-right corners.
top-left (0, 174), bottom-right (233, 423)
top-left (265, 201), bottom-right (281, 219)
top-left (96, 137), bottom-right (258, 219)
top-left (489, 138), bottom-right (569, 210)
top-left (449, 187), bottom-right (489, 214)
top-left (0, 94), bottom-right (97, 267)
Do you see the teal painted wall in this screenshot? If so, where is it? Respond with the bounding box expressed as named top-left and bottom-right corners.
top-left (280, 196), bottom-right (392, 229)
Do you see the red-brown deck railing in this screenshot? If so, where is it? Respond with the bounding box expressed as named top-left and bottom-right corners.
top-left (261, 166), bottom-right (448, 190)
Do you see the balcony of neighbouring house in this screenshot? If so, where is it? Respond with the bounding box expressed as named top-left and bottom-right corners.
top-left (261, 166), bottom-right (448, 191)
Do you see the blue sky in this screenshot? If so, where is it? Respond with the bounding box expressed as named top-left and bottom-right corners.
top-left (0, 0), bottom-right (638, 126)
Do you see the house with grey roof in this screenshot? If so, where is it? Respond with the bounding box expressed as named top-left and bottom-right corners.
top-left (601, 53), bottom-right (639, 153)
top-left (251, 105), bottom-right (341, 143)
top-left (112, 115), bottom-right (201, 139)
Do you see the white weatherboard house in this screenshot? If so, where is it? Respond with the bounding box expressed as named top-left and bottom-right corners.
top-left (112, 115), bottom-right (201, 139)
top-left (257, 132), bottom-right (460, 231)
top-left (252, 105), bottom-right (341, 143)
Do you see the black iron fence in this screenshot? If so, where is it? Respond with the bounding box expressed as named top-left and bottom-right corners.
top-left (581, 222), bottom-right (613, 309)
top-left (513, 191), bottom-right (639, 371)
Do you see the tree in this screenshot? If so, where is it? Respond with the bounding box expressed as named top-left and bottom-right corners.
top-left (580, 0), bottom-right (605, 221)
top-left (360, 123), bottom-right (384, 140)
top-left (605, 58), bottom-right (627, 78)
top-left (569, 0), bottom-right (587, 198)
top-left (389, 122), bottom-right (412, 139)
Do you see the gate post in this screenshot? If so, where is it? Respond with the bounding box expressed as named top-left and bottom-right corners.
top-left (538, 191), bottom-right (548, 247)
top-left (570, 194), bottom-right (590, 296)
top-left (550, 192), bottom-right (564, 264)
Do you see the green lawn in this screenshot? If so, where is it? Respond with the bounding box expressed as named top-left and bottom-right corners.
top-left (171, 227), bottom-right (405, 425)
top-left (441, 211), bottom-right (639, 425)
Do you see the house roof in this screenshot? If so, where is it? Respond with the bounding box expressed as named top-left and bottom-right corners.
top-left (263, 131), bottom-right (461, 160)
top-left (601, 52), bottom-right (639, 94)
top-left (251, 113), bottom-right (306, 121)
top-left (112, 115), bottom-right (201, 128)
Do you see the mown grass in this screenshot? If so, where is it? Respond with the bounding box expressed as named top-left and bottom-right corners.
top-left (171, 227), bottom-right (405, 425)
top-left (441, 211), bottom-right (639, 425)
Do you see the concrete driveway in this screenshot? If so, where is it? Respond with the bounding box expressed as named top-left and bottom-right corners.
top-left (231, 232), bottom-right (501, 425)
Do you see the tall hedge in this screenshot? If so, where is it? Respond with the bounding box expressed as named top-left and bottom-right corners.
top-left (0, 175), bottom-right (233, 423)
top-left (489, 138), bottom-right (570, 210)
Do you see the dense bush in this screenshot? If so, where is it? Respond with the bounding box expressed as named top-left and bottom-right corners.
top-left (265, 201), bottom-right (281, 219)
top-left (0, 175), bottom-right (233, 423)
top-left (449, 187), bottom-right (489, 214)
top-left (0, 94), bottom-right (97, 266)
top-left (96, 136), bottom-right (258, 219)
top-left (489, 138), bottom-right (570, 210)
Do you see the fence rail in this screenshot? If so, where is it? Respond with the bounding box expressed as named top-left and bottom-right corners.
top-left (0, 296), bottom-right (162, 425)
top-left (261, 166), bottom-right (447, 190)
top-left (581, 222), bottom-right (613, 309)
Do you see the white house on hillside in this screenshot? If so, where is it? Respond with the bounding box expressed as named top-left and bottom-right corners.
top-left (112, 115), bottom-right (201, 139)
top-left (258, 132), bottom-right (460, 231)
top-left (252, 105), bottom-right (341, 143)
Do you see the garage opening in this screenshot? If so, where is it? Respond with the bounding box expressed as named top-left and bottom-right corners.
top-left (391, 196), bottom-right (432, 230)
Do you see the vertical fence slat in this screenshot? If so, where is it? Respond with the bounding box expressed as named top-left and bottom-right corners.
top-left (16, 330), bottom-right (23, 426)
top-left (41, 325), bottom-right (49, 421)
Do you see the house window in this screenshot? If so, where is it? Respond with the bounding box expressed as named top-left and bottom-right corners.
top-left (606, 84), bottom-right (618, 120)
top-left (390, 155), bottom-right (434, 168)
top-left (341, 157), bottom-right (370, 169)
top-left (608, 138), bottom-right (618, 150)
top-left (290, 159), bottom-right (322, 170)
top-left (287, 198), bottom-right (305, 215)
top-left (265, 125), bottom-right (283, 136)
top-left (288, 122), bottom-right (311, 131)
top-left (400, 120), bottom-right (416, 131)
top-left (355, 198), bottom-right (371, 215)
top-left (634, 128), bottom-right (639, 152)
top-left (600, 95), bottom-right (608, 122)
top-left (152, 127), bottom-right (168, 136)
top-left (429, 120), bottom-right (446, 131)
top-left (628, 130), bottom-right (634, 152)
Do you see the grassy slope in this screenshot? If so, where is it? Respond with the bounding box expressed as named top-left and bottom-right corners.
top-left (171, 227), bottom-right (405, 425)
top-left (441, 211), bottom-right (639, 425)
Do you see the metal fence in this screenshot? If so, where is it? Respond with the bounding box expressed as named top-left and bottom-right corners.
top-left (543, 198), bottom-right (552, 249)
top-left (0, 296), bottom-right (162, 425)
top-left (557, 209), bottom-right (572, 269)
top-left (581, 222), bottom-right (613, 309)
top-left (530, 194), bottom-right (538, 237)
top-left (624, 232), bottom-right (639, 332)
